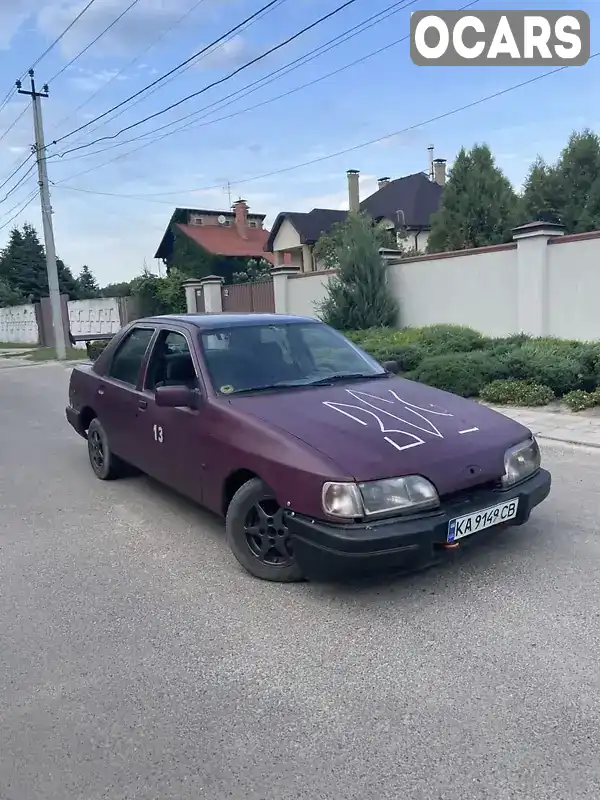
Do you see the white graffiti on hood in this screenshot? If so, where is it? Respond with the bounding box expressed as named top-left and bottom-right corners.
top-left (323, 389), bottom-right (479, 453)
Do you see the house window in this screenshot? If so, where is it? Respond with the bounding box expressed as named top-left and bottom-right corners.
top-left (191, 215), bottom-right (203, 225)
top-left (249, 221), bottom-right (257, 228)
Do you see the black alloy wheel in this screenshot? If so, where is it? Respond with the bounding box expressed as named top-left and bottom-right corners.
top-left (225, 477), bottom-right (304, 582)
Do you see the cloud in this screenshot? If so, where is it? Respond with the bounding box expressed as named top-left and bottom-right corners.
top-left (196, 34), bottom-right (249, 69)
top-left (69, 68), bottom-right (127, 92)
top-left (36, 0), bottom-right (221, 59)
top-left (0, 2), bottom-right (39, 49)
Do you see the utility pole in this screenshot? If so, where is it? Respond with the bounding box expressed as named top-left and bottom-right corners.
top-left (17, 69), bottom-right (66, 360)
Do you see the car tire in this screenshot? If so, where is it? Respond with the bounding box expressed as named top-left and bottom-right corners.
top-left (87, 418), bottom-right (127, 481)
top-left (225, 477), bottom-right (304, 582)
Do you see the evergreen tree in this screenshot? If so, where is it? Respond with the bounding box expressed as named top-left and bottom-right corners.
top-left (76, 265), bottom-right (100, 299)
top-left (316, 212), bottom-right (397, 331)
top-left (521, 130), bottom-right (600, 232)
top-left (427, 144), bottom-right (519, 253)
top-left (58, 259), bottom-right (80, 299)
top-left (555, 129), bottom-right (600, 232)
top-left (1, 223), bottom-right (48, 301)
top-left (520, 156), bottom-right (562, 225)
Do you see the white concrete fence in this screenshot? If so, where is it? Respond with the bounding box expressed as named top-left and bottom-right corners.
top-left (271, 221), bottom-right (600, 341)
top-left (67, 298), bottom-right (122, 348)
top-left (0, 297), bottom-right (125, 346)
top-left (181, 221), bottom-right (600, 341)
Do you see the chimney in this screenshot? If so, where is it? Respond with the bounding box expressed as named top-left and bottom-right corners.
top-left (433, 158), bottom-right (446, 187)
top-left (347, 169), bottom-right (360, 212)
top-left (377, 177), bottom-right (391, 191)
top-left (233, 198), bottom-right (249, 238)
top-left (427, 144), bottom-right (434, 180)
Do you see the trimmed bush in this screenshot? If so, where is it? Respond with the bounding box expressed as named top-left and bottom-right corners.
top-left (480, 380), bottom-right (555, 406)
top-left (347, 325), bottom-right (600, 403)
top-left (499, 348), bottom-right (584, 396)
top-left (87, 340), bottom-right (110, 360)
top-left (400, 324), bottom-right (490, 354)
top-left (562, 388), bottom-right (600, 411)
top-left (410, 352), bottom-right (507, 397)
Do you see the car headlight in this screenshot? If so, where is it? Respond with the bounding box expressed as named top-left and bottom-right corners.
top-left (322, 476), bottom-right (439, 519)
top-left (502, 437), bottom-right (541, 487)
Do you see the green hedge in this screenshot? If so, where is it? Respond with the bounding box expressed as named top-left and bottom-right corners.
top-left (350, 325), bottom-right (600, 408)
top-left (87, 340), bottom-right (110, 360)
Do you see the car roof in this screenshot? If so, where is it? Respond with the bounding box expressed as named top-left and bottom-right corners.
top-left (141, 313), bottom-right (320, 330)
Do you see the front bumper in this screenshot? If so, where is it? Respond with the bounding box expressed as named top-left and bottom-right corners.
top-left (285, 469), bottom-right (551, 579)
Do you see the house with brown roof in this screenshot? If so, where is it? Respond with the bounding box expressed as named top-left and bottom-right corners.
top-left (155, 199), bottom-right (277, 282)
top-left (265, 158), bottom-right (446, 273)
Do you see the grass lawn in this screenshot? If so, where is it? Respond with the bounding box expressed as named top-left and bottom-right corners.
top-left (0, 346), bottom-right (85, 361)
top-left (0, 342), bottom-right (37, 349)
top-left (27, 347), bottom-right (86, 362)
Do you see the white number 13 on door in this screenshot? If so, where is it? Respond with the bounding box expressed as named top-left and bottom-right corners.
top-left (153, 424), bottom-right (163, 443)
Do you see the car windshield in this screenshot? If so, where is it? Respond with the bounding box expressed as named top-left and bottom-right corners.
top-left (199, 321), bottom-right (387, 395)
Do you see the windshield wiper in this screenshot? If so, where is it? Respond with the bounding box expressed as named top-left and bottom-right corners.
top-left (227, 382), bottom-right (304, 395)
top-left (307, 372), bottom-right (390, 387)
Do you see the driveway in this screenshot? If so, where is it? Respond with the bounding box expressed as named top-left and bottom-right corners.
top-left (1, 363), bottom-right (599, 799)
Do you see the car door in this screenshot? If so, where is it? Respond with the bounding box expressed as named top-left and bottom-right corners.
top-left (136, 326), bottom-right (206, 503)
top-left (95, 325), bottom-right (156, 467)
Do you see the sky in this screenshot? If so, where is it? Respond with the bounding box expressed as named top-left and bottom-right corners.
top-left (0, 0), bottom-right (599, 286)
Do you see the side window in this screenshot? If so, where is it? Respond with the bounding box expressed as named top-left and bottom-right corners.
top-left (145, 330), bottom-right (198, 391)
top-left (107, 327), bottom-right (155, 386)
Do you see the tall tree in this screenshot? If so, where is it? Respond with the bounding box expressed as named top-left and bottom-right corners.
top-left (521, 130), bottom-right (600, 233)
top-left (76, 265), bottom-right (100, 299)
top-left (520, 156), bottom-right (562, 225)
top-left (555, 129), bottom-right (600, 232)
top-left (316, 212), bottom-right (397, 330)
top-left (427, 144), bottom-right (519, 253)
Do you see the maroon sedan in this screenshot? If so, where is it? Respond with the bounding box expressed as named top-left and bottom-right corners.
top-left (66, 313), bottom-right (551, 582)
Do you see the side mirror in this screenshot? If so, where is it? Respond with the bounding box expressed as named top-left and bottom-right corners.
top-left (382, 360), bottom-right (399, 374)
top-left (155, 385), bottom-right (199, 409)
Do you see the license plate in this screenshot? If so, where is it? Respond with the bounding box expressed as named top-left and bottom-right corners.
top-left (447, 499), bottom-right (519, 542)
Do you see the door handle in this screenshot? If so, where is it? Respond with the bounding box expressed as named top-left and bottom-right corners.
top-left (138, 399), bottom-right (148, 410)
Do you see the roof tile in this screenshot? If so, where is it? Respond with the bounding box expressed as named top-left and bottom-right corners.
top-left (177, 223), bottom-right (276, 263)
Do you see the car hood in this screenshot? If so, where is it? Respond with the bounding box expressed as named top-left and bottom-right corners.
top-left (228, 377), bottom-right (532, 495)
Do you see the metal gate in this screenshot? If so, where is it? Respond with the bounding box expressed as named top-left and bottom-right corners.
top-left (221, 279), bottom-right (274, 312)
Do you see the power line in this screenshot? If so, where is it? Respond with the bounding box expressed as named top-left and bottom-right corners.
top-left (50, 0), bottom-right (286, 147)
top-left (64, 0), bottom-right (290, 146)
top-left (0, 162), bottom-right (38, 204)
top-left (0, 105), bottom-right (29, 146)
top-left (0, 0), bottom-right (98, 138)
top-left (30, 0), bottom-right (99, 71)
top-left (51, 0), bottom-right (211, 134)
top-left (56, 53), bottom-right (600, 201)
top-left (48, 0), bottom-right (143, 84)
top-left (0, 153), bottom-right (35, 194)
top-left (51, 0), bottom-right (361, 154)
top-left (56, 0), bottom-right (419, 164)
top-left (52, 27), bottom-right (413, 185)
top-left (0, 189), bottom-right (39, 233)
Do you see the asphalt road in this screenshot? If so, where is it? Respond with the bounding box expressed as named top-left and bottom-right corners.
top-left (1, 362), bottom-right (600, 800)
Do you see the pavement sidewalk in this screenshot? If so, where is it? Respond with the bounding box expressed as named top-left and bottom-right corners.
top-left (488, 405), bottom-right (600, 448)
